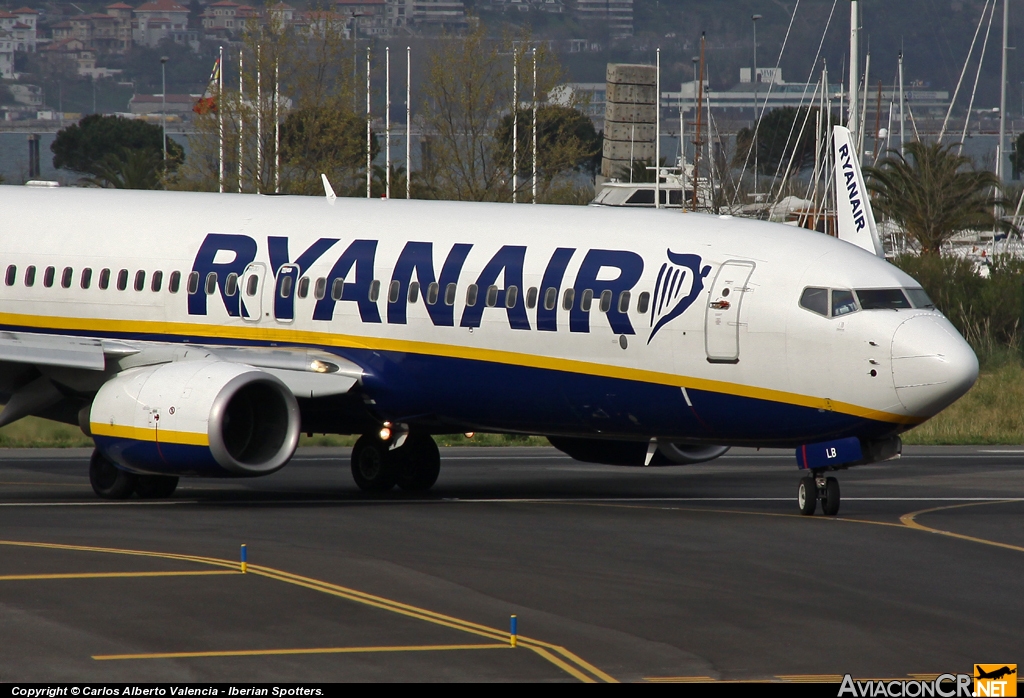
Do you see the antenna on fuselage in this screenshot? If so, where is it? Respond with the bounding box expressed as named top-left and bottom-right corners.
top-left (321, 174), bottom-right (337, 201)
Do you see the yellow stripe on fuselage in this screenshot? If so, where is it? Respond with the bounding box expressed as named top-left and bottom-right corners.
top-left (90, 422), bottom-right (210, 447)
top-left (1, 310), bottom-right (921, 426)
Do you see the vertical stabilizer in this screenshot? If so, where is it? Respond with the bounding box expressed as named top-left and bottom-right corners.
top-left (833, 126), bottom-right (884, 257)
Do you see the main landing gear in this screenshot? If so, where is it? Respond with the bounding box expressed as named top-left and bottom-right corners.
top-left (351, 432), bottom-right (441, 493)
top-left (798, 472), bottom-right (840, 516)
top-left (89, 449), bottom-right (178, 500)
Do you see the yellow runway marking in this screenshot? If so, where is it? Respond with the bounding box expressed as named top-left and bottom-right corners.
top-left (0, 539), bottom-right (614, 683)
top-left (0, 570), bottom-right (238, 581)
top-left (94, 643), bottom-right (510, 661)
top-left (900, 500), bottom-right (1024, 553)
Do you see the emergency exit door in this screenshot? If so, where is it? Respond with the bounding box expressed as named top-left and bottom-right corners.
top-left (704, 261), bottom-right (755, 363)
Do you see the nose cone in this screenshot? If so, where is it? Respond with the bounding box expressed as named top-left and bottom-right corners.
top-left (891, 315), bottom-right (979, 416)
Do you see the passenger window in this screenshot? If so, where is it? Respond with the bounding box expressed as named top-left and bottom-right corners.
top-left (799, 287), bottom-right (828, 317)
top-left (314, 277), bottom-right (326, 300)
top-left (857, 288), bottom-right (912, 310)
top-left (369, 280), bottom-right (381, 302)
top-left (599, 289), bottom-right (612, 313)
top-left (426, 282), bottom-right (439, 305)
top-left (466, 284), bottom-right (479, 307)
top-left (544, 287), bottom-right (557, 311)
top-left (444, 282), bottom-right (457, 306)
top-left (832, 289), bottom-right (858, 316)
top-left (43, 266), bottom-right (55, 288)
top-left (408, 281), bottom-right (420, 304)
top-left (151, 270), bottom-right (163, 292)
top-left (245, 274), bottom-right (258, 297)
top-left (388, 280), bottom-right (401, 303)
top-left (637, 291), bottom-right (650, 314)
top-left (618, 290), bottom-right (631, 313)
top-left (204, 272), bottom-right (217, 295)
top-left (279, 276), bottom-right (293, 298)
top-left (526, 287), bottom-right (538, 310)
top-left (117, 269), bottom-right (128, 291)
top-left (24, 265), bottom-right (35, 287)
top-left (187, 271), bottom-right (200, 295)
top-left (297, 277), bottom-right (310, 299)
top-left (506, 285), bottom-right (518, 308)
top-left (332, 278), bottom-right (344, 301)
top-left (134, 270), bottom-right (146, 292)
top-left (4, 265), bottom-right (15, 286)
top-left (580, 289), bottom-right (593, 312)
top-left (168, 271), bottom-right (181, 293)
top-left (80, 268), bottom-right (92, 289)
top-left (562, 288), bottom-right (575, 310)
top-left (224, 272), bottom-right (238, 297)
top-left (486, 285), bottom-right (499, 307)
top-left (99, 268), bottom-right (110, 290)
top-left (61, 267), bottom-right (72, 289)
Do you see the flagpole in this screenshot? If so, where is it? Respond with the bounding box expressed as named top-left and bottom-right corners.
top-left (218, 45), bottom-right (224, 193)
top-left (512, 53), bottom-right (518, 204)
top-left (274, 57), bottom-right (280, 194)
top-left (386, 45), bottom-right (391, 200)
top-left (406, 45), bottom-right (411, 200)
top-left (366, 46), bottom-right (371, 199)
top-left (532, 47), bottom-right (537, 205)
top-left (238, 47), bottom-right (243, 193)
top-left (256, 43), bottom-right (262, 194)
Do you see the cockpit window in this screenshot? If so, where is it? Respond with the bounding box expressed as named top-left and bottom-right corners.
top-left (799, 287), bottom-right (828, 317)
top-left (857, 289), bottom-right (912, 310)
top-left (905, 288), bottom-right (935, 309)
top-left (831, 289), bottom-right (858, 316)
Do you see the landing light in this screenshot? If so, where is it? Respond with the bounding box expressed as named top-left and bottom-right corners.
top-left (379, 422), bottom-right (392, 441)
top-left (309, 359), bottom-right (331, 373)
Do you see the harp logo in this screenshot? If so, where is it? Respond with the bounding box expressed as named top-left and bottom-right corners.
top-left (975, 665), bottom-right (1017, 697)
top-left (648, 250), bottom-right (712, 343)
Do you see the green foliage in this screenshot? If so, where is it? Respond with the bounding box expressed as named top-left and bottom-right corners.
top-left (866, 141), bottom-right (1013, 254)
top-left (734, 106), bottom-right (825, 175)
top-left (613, 157), bottom-right (666, 184)
top-left (52, 114), bottom-right (183, 177)
top-left (493, 104), bottom-right (601, 181)
top-left (280, 105), bottom-right (379, 196)
top-left (82, 148), bottom-right (165, 190)
top-left (893, 253), bottom-right (1023, 363)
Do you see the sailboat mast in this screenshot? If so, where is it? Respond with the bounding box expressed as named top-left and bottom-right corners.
top-left (849, 0), bottom-right (859, 146)
top-left (693, 33), bottom-right (705, 212)
top-left (898, 51), bottom-right (905, 150)
top-left (999, 0), bottom-right (1008, 181)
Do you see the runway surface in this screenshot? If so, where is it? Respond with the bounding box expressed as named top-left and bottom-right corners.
top-left (1, 445), bottom-right (1022, 683)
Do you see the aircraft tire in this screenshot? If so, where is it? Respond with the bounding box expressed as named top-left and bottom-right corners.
top-left (821, 477), bottom-right (841, 516)
top-left (395, 434), bottom-right (441, 492)
top-left (797, 476), bottom-right (817, 516)
top-left (89, 449), bottom-right (137, 500)
top-left (135, 475), bottom-right (179, 499)
top-left (351, 434), bottom-right (397, 492)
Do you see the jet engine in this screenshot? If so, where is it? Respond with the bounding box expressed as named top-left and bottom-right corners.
top-left (89, 359), bottom-right (300, 477)
top-left (547, 436), bottom-right (729, 466)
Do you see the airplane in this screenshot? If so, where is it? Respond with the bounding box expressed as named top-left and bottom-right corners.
top-left (975, 667), bottom-right (1017, 681)
top-left (0, 127), bottom-right (977, 515)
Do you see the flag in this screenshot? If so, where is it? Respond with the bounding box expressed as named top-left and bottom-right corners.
top-left (193, 58), bottom-right (221, 114)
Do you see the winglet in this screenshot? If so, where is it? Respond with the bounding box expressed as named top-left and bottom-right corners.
top-left (833, 126), bottom-right (884, 257)
top-left (321, 174), bottom-right (337, 201)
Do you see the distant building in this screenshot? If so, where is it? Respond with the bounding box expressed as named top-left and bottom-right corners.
top-left (408, 0), bottom-right (466, 29)
top-left (574, 0), bottom-right (632, 39)
top-left (0, 7), bottom-right (38, 52)
top-left (134, 0), bottom-right (195, 47)
top-left (41, 38), bottom-right (97, 76)
top-left (335, 0), bottom-right (388, 36)
top-left (0, 29), bottom-right (13, 78)
top-left (129, 93), bottom-right (201, 116)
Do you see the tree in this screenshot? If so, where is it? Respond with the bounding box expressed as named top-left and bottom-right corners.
top-left (51, 114), bottom-right (182, 179)
top-left (493, 104), bottom-right (601, 200)
top-left (734, 106), bottom-right (825, 176)
top-left (81, 148), bottom-right (165, 189)
top-left (1011, 131), bottom-right (1024, 179)
top-left (419, 26), bottom-right (569, 201)
top-left (865, 141), bottom-right (1015, 254)
top-left (280, 106), bottom-right (379, 196)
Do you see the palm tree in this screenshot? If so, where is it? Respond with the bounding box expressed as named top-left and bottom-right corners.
top-left (82, 148), bottom-right (163, 190)
top-left (864, 141), bottom-right (1015, 254)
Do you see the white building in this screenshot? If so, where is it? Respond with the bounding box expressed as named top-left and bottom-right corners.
top-left (0, 29), bottom-right (14, 79)
top-left (574, 0), bottom-right (632, 38)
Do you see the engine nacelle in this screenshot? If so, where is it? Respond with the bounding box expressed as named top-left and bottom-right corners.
top-left (90, 359), bottom-right (300, 477)
top-left (547, 436), bottom-right (730, 466)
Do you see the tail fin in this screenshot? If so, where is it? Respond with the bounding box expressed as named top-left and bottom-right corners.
top-left (833, 126), bottom-right (885, 257)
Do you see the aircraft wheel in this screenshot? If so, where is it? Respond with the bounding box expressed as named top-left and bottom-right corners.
top-left (89, 449), bottom-right (137, 500)
top-left (351, 434), bottom-right (397, 492)
top-left (135, 475), bottom-right (179, 499)
top-left (395, 434), bottom-right (441, 492)
top-left (821, 477), bottom-right (841, 516)
top-left (797, 476), bottom-right (817, 516)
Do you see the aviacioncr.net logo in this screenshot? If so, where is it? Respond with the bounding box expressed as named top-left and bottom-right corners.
top-left (838, 674), bottom-right (973, 697)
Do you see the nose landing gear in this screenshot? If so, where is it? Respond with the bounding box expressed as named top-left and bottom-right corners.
top-left (797, 473), bottom-right (841, 516)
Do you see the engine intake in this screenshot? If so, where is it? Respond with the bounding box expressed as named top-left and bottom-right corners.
top-left (90, 359), bottom-right (300, 477)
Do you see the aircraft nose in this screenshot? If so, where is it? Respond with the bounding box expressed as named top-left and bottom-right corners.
top-left (891, 314), bottom-right (979, 416)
